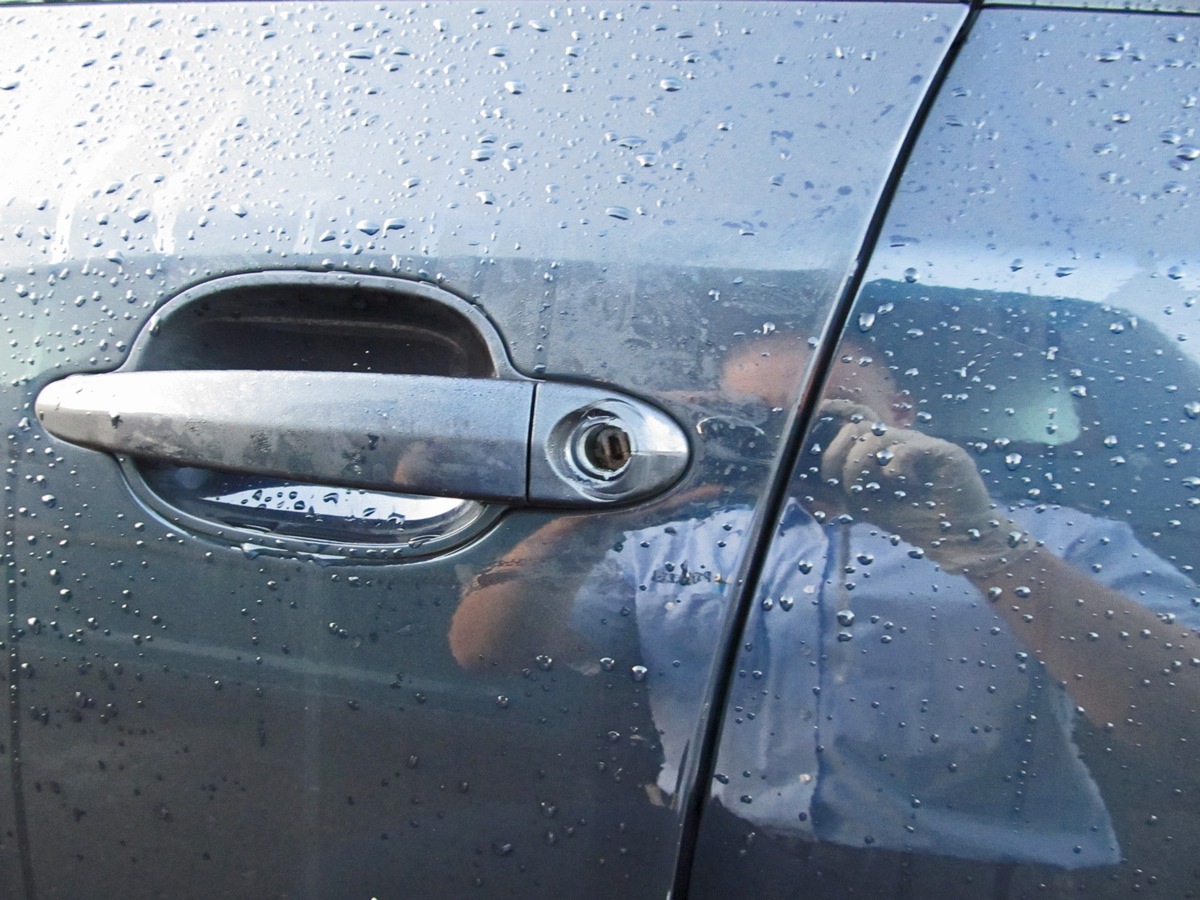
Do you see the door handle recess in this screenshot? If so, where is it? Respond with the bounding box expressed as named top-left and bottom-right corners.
top-left (35, 370), bottom-right (690, 507)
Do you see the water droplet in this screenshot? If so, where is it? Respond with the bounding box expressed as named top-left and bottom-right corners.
top-left (875, 448), bottom-right (894, 466)
top-left (836, 609), bottom-right (855, 627)
top-left (630, 665), bottom-right (648, 682)
top-left (599, 657), bottom-right (616, 671)
top-left (1178, 145), bottom-right (1200, 161)
top-left (1112, 111), bottom-right (1132, 124)
top-left (779, 596), bottom-right (795, 611)
top-left (1005, 453), bottom-right (1023, 470)
top-left (857, 312), bottom-right (876, 332)
top-left (1185, 401), bottom-right (1200, 419)
top-left (476, 191), bottom-right (496, 205)
top-left (659, 76), bottom-right (683, 92)
top-left (496, 695), bottom-right (510, 708)
top-left (903, 267), bottom-right (919, 283)
top-left (356, 220), bottom-right (381, 236)
top-left (605, 206), bottom-right (631, 220)
top-left (504, 80), bottom-right (526, 94)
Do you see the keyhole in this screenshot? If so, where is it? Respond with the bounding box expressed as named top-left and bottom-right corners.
top-left (581, 423), bottom-right (632, 475)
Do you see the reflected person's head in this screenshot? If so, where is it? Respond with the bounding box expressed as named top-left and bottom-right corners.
top-left (720, 333), bottom-right (912, 426)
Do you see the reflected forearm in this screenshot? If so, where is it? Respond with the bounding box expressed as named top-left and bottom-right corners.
top-left (974, 550), bottom-right (1200, 752)
top-left (826, 411), bottom-right (1200, 753)
top-left (451, 484), bottom-right (720, 672)
top-left (450, 516), bottom-right (593, 671)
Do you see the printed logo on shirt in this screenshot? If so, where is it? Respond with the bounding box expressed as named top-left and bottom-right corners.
top-left (650, 562), bottom-right (724, 586)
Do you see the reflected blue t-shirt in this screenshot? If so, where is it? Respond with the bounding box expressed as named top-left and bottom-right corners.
top-left (572, 502), bottom-right (1200, 867)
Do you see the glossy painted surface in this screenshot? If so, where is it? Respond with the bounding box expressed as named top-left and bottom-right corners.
top-left (987, 0), bottom-right (1200, 14)
top-left (0, 3), bottom-right (961, 897)
top-left (699, 8), bottom-right (1200, 897)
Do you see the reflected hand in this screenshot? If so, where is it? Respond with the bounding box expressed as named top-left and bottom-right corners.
top-left (818, 399), bottom-right (1030, 577)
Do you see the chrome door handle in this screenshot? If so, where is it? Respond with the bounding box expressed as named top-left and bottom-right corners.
top-left (35, 370), bottom-right (690, 507)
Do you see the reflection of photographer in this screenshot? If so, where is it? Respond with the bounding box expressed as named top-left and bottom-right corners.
top-left (806, 390), bottom-right (1199, 751)
top-left (451, 332), bottom-right (1200, 877)
top-left (814, 397), bottom-right (1032, 577)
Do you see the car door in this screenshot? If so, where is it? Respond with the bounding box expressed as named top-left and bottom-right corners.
top-left (694, 4), bottom-right (1200, 898)
top-left (0, 3), bottom-right (965, 898)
